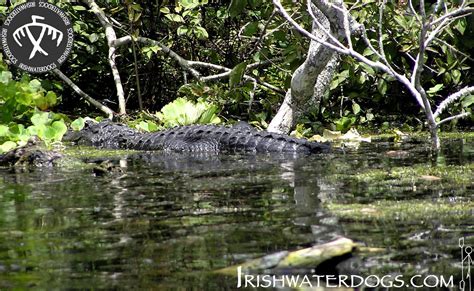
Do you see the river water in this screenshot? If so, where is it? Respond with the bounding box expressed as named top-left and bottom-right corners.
top-left (0, 137), bottom-right (472, 289)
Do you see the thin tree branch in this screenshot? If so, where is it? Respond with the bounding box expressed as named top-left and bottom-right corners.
top-left (437, 112), bottom-right (470, 126)
top-left (83, 0), bottom-right (126, 114)
top-left (53, 69), bottom-right (115, 119)
top-left (434, 86), bottom-right (474, 118)
top-left (114, 36), bottom-right (202, 79)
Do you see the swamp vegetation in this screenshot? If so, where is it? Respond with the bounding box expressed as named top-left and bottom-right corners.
top-left (0, 0), bottom-right (473, 289)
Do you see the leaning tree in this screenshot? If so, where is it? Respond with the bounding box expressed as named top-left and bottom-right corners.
top-left (268, 0), bottom-right (473, 150)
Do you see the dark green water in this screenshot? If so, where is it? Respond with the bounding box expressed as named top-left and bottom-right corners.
top-left (0, 137), bottom-right (472, 289)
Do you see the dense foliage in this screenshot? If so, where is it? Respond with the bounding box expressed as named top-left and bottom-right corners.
top-left (0, 0), bottom-right (472, 152)
top-left (0, 56), bottom-right (68, 153)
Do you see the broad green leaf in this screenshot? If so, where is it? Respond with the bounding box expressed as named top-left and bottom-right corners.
top-left (243, 22), bottom-right (258, 36)
top-left (352, 103), bottom-right (361, 115)
top-left (0, 141), bottom-right (17, 153)
top-left (29, 79), bottom-right (43, 92)
top-left (136, 121), bottom-right (158, 132)
top-left (88, 33), bottom-right (99, 43)
top-left (228, 0), bottom-right (247, 17)
top-left (180, 0), bottom-right (199, 9)
top-left (0, 125), bottom-right (9, 137)
top-left (455, 18), bottom-right (466, 35)
top-left (165, 13), bottom-right (184, 23)
top-left (377, 79), bottom-right (387, 95)
top-left (50, 121), bottom-right (68, 141)
top-left (146, 121), bottom-right (159, 132)
top-left (0, 71), bottom-right (12, 84)
top-left (71, 117), bottom-right (85, 131)
top-left (427, 84), bottom-right (444, 95)
top-left (451, 70), bottom-right (461, 85)
top-left (177, 26), bottom-right (189, 36)
top-left (45, 91), bottom-right (57, 107)
top-left (360, 63), bottom-right (375, 75)
top-left (462, 95), bottom-right (474, 108)
top-left (193, 26), bottom-right (209, 39)
top-left (160, 7), bottom-right (170, 13)
top-left (229, 62), bottom-right (248, 88)
top-left (156, 98), bottom-right (221, 127)
top-left (31, 112), bottom-right (50, 126)
top-left (15, 92), bottom-right (33, 106)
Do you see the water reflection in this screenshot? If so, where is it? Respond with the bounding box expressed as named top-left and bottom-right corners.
top-left (0, 137), bottom-right (472, 289)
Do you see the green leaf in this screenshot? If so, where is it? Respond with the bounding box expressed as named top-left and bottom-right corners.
top-left (455, 18), bottom-right (466, 35)
top-left (229, 62), bottom-right (248, 88)
top-left (243, 22), bottom-right (258, 36)
top-left (180, 0), bottom-right (199, 9)
top-left (427, 84), bottom-right (444, 95)
top-left (50, 121), bottom-right (68, 141)
top-left (377, 79), bottom-right (387, 95)
top-left (73, 5), bottom-right (87, 11)
top-left (45, 91), bottom-right (57, 107)
top-left (31, 112), bottom-right (50, 126)
top-left (193, 26), bottom-right (209, 39)
top-left (71, 117), bottom-right (85, 131)
top-left (156, 98), bottom-right (221, 127)
top-left (177, 26), bottom-right (189, 36)
top-left (462, 95), bottom-right (474, 108)
top-left (451, 70), bottom-right (461, 85)
top-left (28, 79), bottom-right (43, 92)
top-left (352, 103), bottom-right (361, 115)
top-left (360, 63), bottom-right (375, 75)
top-left (0, 125), bottom-right (9, 137)
top-left (0, 71), bottom-right (12, 84)
top-left (228, 0), bottom-right (247, 17)
top-left (0, 141), bottom-right (17, 153)
top-left (88, 33), bottom-right (99, 43)
top-left (165, 13), bottom-right (184, 23)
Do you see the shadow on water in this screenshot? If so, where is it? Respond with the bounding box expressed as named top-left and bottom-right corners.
top-left (0, 136), bottom-right (472, 289)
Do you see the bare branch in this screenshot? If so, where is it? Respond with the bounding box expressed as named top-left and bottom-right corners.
top-left (431, 6), bottom-right (474, 26)
top-left (53, 69), bottom-right (114, 119)
top-left (437, 112), bottom-right (471, 126)
top-left (248, 9), bottom-right (277, 55)
top-left (114, 36), bottom-right (202, 79)
top-left (434, 86), bottom-right (474, 118)
top-left (433, 38), bottom-right (474, 62)
top-left (409, 0), bottom-right (421, 22)
top-left (83, 0), bottom-right (126, 114)
top-left (116, 36), bottom-right (285, 95)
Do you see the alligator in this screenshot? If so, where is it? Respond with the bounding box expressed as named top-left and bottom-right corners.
top-left (64, 121), bottom-right (330, 154)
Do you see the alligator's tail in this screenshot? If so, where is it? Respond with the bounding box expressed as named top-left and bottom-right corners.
top-left (64, 121), bottom-right (330, 154)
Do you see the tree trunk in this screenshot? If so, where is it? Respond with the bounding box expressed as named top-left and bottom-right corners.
top-left (268, 5), bottom-right (336, 134)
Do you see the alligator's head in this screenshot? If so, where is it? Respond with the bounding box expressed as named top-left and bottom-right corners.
top-left (63, 120), bottom-right (100, 146)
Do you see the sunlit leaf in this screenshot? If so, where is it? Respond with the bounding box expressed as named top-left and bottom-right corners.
top-left (229, 62), bottom-right (248, 88)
